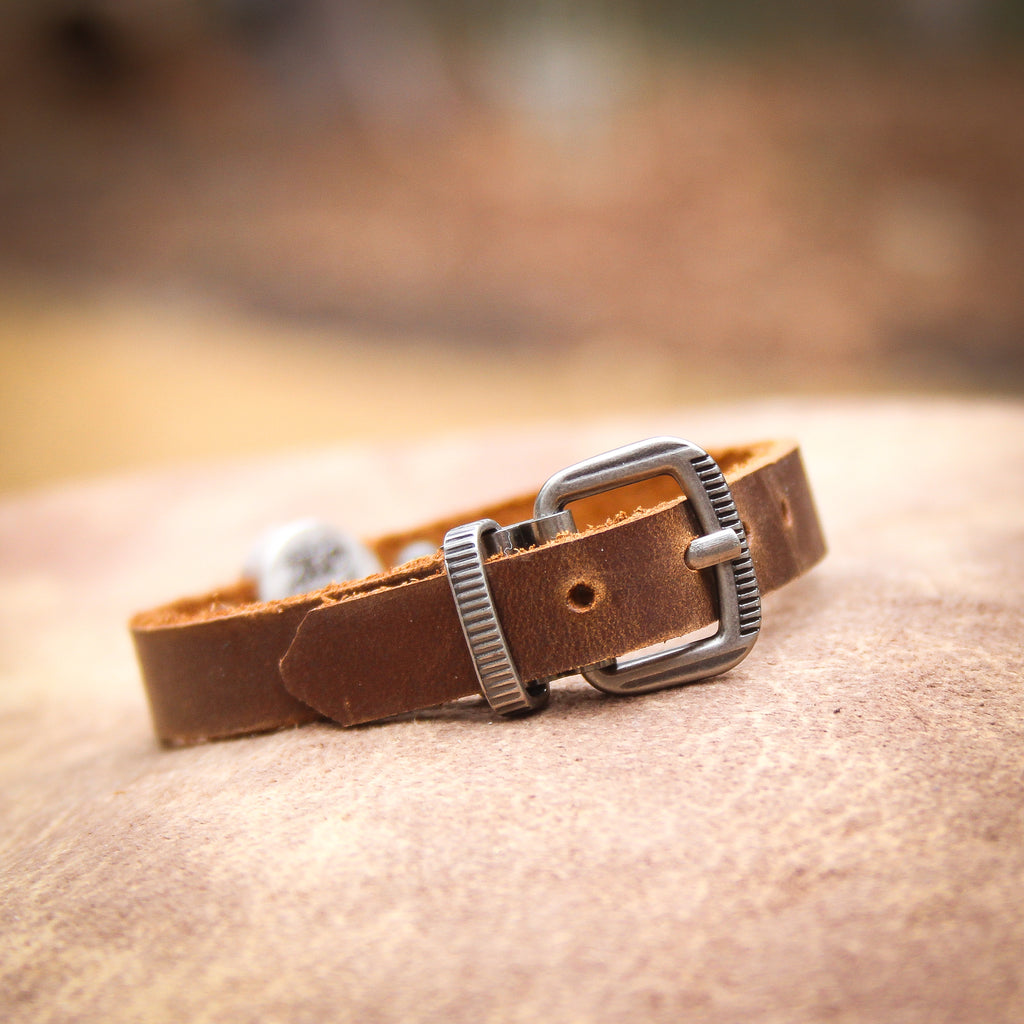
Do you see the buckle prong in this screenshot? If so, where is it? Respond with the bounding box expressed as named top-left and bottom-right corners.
top-left (685, 527), bottom-right (743, 570)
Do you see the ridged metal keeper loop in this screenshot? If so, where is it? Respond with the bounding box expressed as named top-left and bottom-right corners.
top-left (443, 519), bottom-right (550, 715)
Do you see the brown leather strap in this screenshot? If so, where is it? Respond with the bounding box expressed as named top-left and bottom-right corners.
top-left (131, 439), bottom-right (825, 744)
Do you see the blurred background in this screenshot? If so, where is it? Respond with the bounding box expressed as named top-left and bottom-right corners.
top-left (1, 0), bottom-right (1022, 493)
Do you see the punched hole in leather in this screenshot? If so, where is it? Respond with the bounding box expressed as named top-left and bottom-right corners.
top-left (130, 438), bottom-right (825, 744)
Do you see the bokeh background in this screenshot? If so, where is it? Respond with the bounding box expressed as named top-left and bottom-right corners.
top-left (2, 0), bottom-right (1022, 493)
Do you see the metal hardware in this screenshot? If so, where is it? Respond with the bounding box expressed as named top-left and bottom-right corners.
top-left (535, 436), bottom-right (761, 695)
top-left (485, 509), bottom-right (576, 556)
top-left (444, 436), bottom-right (760, 715)
top-left (685, 527), bottom-right (743, 570)
top-left (443, 519), bottom-right (550, 715)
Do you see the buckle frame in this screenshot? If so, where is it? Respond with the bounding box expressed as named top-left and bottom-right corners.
top-left (534, 436), bottom-right (761, 695)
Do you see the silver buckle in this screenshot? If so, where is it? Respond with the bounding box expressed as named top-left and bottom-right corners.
top-left (535, 436), bottom-right (760, 694)
top-left (443, 436), bottom-right (760, 715)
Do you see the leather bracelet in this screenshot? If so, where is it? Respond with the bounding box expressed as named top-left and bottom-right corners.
top-left (130, 437), bottom-right (826, 745)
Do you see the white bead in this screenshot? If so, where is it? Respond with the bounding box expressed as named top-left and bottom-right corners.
top-left (395, 539), bottom-right (438, 564)
top-left (244, 519), bottom-right (382, 601)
